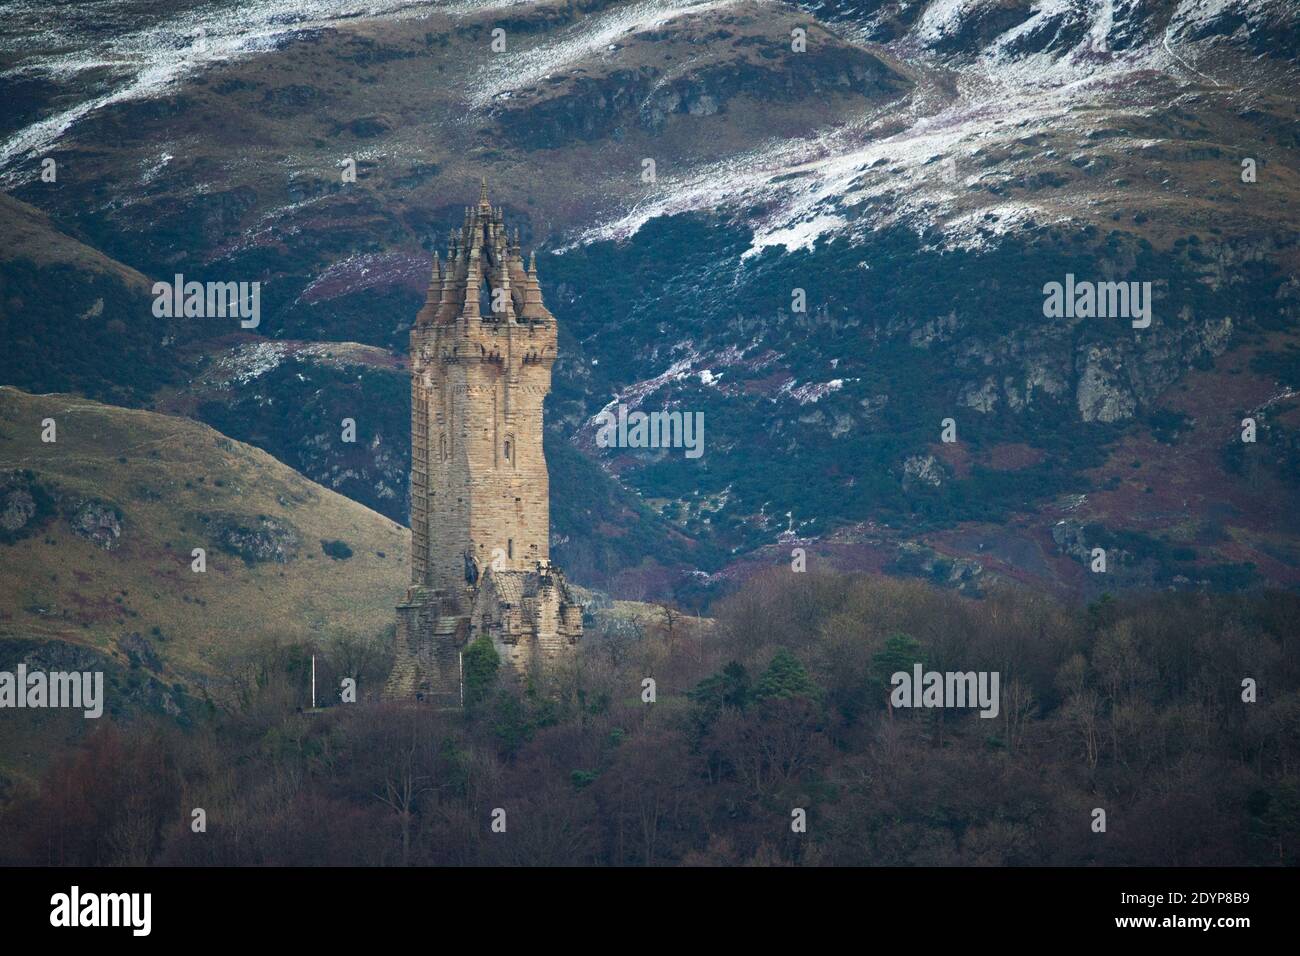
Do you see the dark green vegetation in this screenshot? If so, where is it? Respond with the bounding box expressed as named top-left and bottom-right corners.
top-left (543, 430), bottom-right (715, 591)
top-left (186, 353), bottom-right (700, 589)
top-left (195, 361), bottom-right (409, 522)
top-left (122, 211), bottom-right (1295, 602)
top-left (1222, 406), bottom-right (1300, 493)
top-left (3, 572), bottom-right (1296, 866)
top-left (1082, 524), bottom-right (1258, 591)
top-left (0, 260), bottom-right (181, 407)
top-left (0, 637), bottom-right (203, 725)
top-left (321, 539), bottom-right (354, 560)
top-left (1, 0), bottom-right (1297, 605)
top-left (549, 216), bottom-right (1287, 555)
top-left (0, 470), bottom-right (56, 545)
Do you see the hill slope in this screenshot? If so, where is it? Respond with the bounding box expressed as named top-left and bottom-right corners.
top-left (1, 0), bottom-right (1297, 603)
top-left (0, 193), bottom-right (182, 406)
top-left (0, 385), bottom-right (410, 681)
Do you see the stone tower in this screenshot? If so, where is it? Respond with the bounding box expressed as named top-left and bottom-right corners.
top-left (386, 179), bottom-right (582, 705)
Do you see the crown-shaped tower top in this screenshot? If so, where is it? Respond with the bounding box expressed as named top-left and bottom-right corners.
top-left (416, 179), bottom-right (548, 328)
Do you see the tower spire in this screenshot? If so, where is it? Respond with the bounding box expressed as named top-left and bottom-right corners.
top-left (523, 250), bottom-right (545, 319)
top-left (463, 243), bottom-right (482, 320)
top-left (425, 250), bottom-right (442, 304)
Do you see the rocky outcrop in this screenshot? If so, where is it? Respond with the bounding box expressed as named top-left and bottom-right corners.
top-left (910, 311), bottom-right (958, 348)
top-left (206, 512), bottom-right (299, 564)
top-left (66, 498), bottom-right (124, 551)
top-left (890, 540), bottom-right (988, 594)
top-left (1076, 347), bottom-right (1137, 423)
top-left (2, 474), bottom-right (127, 551)
top-left (0, 487), bottom-right (35, 532)
top-left (1052, 519), bottom-right (1136, 572)
top-left (119, 631), bottom-right (164, 671)
top-left (1074, 314), bottom-right (1233, 423)
top-left (947, 286), bottom-right (1235, 424)
top-left (959, 376), bottom-right (1000, 413)
top-left (488, 14), bottom-right (909, 149)
top-left (0, 637), bottom-right (191, 723)
top-left (902, 453), bottom-right (945, 489)
top-left (1051, 519), bottom-right (1092, 563)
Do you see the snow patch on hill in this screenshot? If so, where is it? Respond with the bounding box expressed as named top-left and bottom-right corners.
top-left (565, 0), bottom-right (1282, 258)
top-left (0, 0), bottom-right (539, 175)
top-left (463, 0), bottom-right (744, 110)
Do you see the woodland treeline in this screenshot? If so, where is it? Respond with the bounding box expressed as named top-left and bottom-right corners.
top-left (2, 571), bottom-right (1298, 866)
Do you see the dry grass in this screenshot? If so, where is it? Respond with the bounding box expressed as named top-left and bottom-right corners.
top-left (0, 385), bottom-right (409, 679)
top-left (0, 194), bottom-right (148, 288)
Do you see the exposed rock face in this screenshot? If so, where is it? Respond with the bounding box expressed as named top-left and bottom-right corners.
top-left (947, 296), bottom-right (1235, 424)
top-left (1053, 519), bottom-right (1134, 572)
top-left (1052, 519), bottom-right (1091, 563)
top-left (1076, 347), bottom-right (1137, 423)
top-left (68, 499), bottom-right (123, 551)
top-left (910, 312), bottom-right (958, 348)
top-left (209, 512), bottom-right (298, 563)
top-left (0, 636), bottom-right (190, 723)
top-left (494, 48), bottom-right (904, 148)
top-left (0, 471), bottom-right (53, 542)
top-left (891, 540), bottom-right (988, 594)
top-left (959, 377), bottom-right (1000, 413)
top-left (902, 453), bottom-right (945, 489)
top-left (945, 556), bottom-right (985, 589)
top-left (487, 6), bottom-right (909, 149)
top-left (1028, 357), bottom-right (1073, 398)
top-left (1072, 314), bottom-right (1234, 423)
top-left (119, 631), bottom-right (163, 671)
top-left (1, 487), bottom-right (35, 533)
top-left (3, 475), bottom-right (128, 551)
top-left (1, 637), bottom-right (107, 676)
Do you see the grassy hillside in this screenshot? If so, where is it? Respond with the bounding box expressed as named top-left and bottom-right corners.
top-left (0, 384), bottom-right (686, 792)
top-left (0, 193), bottom-right (147, 284)
top-left (0, 385), bottom-right (410, 681)
top-left (0, 194), bottom-right (184, 406)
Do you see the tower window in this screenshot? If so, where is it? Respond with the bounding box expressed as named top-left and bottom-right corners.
top-left (503, 440), bottom-right (510, 461)
top-left (507, 539), bottom-right (514, 559)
